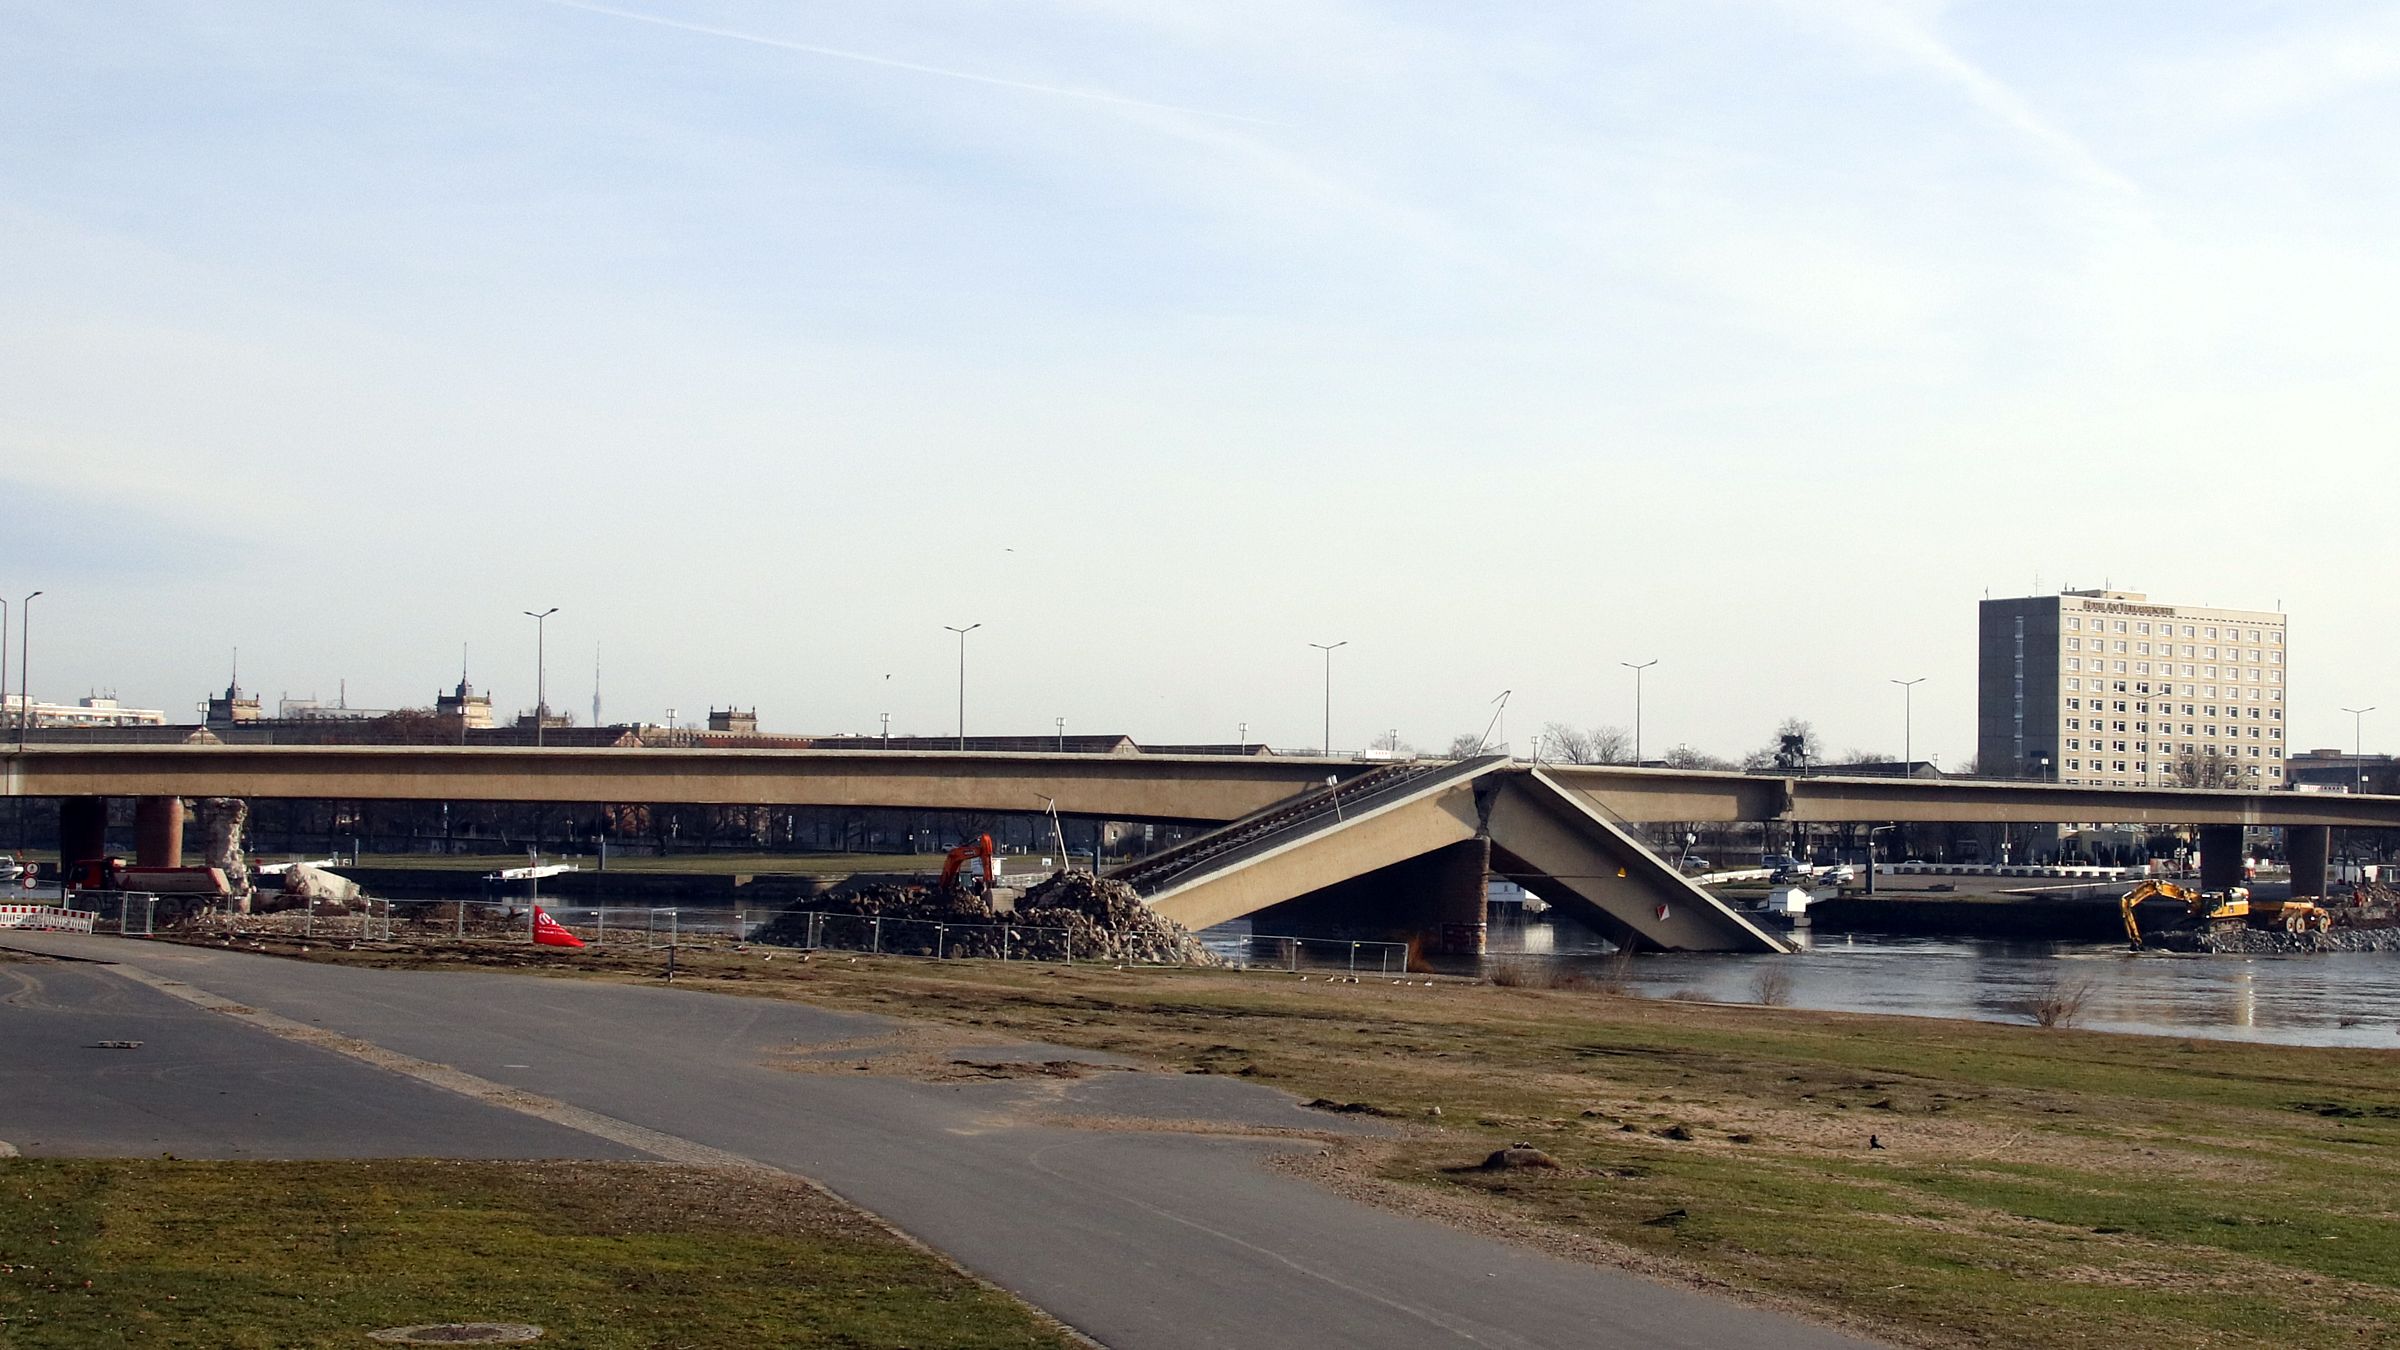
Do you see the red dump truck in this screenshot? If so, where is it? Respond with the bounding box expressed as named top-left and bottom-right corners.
top-left (64, 858), bottom-right (233, 897)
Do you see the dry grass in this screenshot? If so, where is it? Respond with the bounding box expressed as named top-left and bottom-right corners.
top-left (1486, 955), bottom-right (1586, 990)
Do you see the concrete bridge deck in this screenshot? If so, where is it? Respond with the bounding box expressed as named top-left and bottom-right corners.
top-left (8, 744), bottom-right (2400, 828)
top-left (13, 745), bottom-right (2396, 954)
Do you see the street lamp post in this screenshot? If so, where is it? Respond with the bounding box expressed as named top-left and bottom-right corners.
top-left (1891, 678), bottom-right (1926, 777)
top-left (880, 712), bottom-right (890, 748)
top-left (1238, 721), bottom-right (1248, 754)
top-left (1055, 716), bottom-right (1066, 753)
top-left (523, 607), bottom-right (557, 747)
top-left (16, 592), bottom-right (40, 749)
top-left (1308, 641), bottom-right (1347, 756)
top-left (1621, 660), bottom-right (1657, 765)
top-left (0, 596), bottom-right (10, 740)
top-left (2343, 706), bottom-right (2375, 793)
top-left (944, 624), bottom-right (980, 750)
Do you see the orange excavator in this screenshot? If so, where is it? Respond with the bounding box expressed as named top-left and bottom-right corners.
top-left (938, 834), bottom-right (998, 897)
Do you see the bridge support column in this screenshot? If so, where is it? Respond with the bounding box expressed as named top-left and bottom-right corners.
top-left (2198, 824), bottom-right (2244, 892)
top-left (2287, 825), bottom-right (2330, 899)
top-left (60, 796), bottom-right (110, 875)
top-left (134, 795), bottom-right (185, 867)
top-left (1423, 837), bottom-right (1490, 957)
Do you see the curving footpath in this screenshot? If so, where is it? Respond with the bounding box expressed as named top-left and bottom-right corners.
top-left (0, 932), bottom-right (1882, 1350)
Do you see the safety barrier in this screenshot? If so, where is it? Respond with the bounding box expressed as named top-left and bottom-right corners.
top-left (1215, 933), bottom-right (1412, 975)
top-left (0, 904), bottom-right (95, 933)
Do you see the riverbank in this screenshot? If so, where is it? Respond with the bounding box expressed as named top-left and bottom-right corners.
top-left (210, 937), bottom-right (2400, 1349)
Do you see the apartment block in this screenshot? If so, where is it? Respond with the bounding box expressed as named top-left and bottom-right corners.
top-left (1977, 590), bottom-right (2287, 786)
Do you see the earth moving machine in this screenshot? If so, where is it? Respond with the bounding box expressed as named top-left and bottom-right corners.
top-left (938, 834), bottom-right (998, 898)
top-left (2120, 879), bottom-right (2334, 950)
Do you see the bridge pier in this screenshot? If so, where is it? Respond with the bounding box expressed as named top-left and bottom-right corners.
top-left (2287, 825), bottom-right (2330, 899)
top-left (2198, 824), bottom-right (2244, 891)
top-left (134, 795), bottom-right (185, 867)
top-left (59, 796), bottom-right (110, 876)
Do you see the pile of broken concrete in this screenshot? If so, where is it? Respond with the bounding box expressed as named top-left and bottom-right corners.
top-left (752, 871), bottom-right (1218, 966)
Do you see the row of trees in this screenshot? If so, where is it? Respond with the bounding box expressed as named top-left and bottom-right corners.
top-left (1419, 717), bottom-right (1901, 773)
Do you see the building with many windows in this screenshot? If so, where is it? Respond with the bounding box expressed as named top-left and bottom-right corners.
top-left (1977, 589), bottom-right (2287, 786)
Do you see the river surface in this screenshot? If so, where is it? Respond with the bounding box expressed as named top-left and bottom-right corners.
top-left (1469, 911), bottom-right (2400, 1050)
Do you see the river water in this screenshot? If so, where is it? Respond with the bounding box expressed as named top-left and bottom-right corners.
top-left (1479, 912), bottom-right (2400, 1050)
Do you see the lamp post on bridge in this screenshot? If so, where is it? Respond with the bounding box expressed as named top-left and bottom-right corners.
top-left (1309, 641), bottom-right (1346, 756)
top-left (1891, 677), bottom-right (1925, 778)
top-left (1621, 660), bottom-right (1656, 765)
top-left (2343, 706), bottom-right (2375, 794)
top-left (523, 607), bottom-right (557, 747)
top-left (15, 591), bottom-right (41, 748)
top-left (944, 623), bottom-right (980, 751)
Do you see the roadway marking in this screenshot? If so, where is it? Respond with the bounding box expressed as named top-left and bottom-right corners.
top-left (96, 960), bottom-right (1103, 1349)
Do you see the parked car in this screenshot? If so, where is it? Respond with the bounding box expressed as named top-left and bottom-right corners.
top-left (1759, 853), bottom-right (1805, 872)
top-left (1817, 863), bottom-right (1857, 885)
top-left (1677, 856), bottom-right (1713, 875)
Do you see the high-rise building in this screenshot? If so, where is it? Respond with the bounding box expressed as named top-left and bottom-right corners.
top-left (1977, 589), bottom-right (2287, 787)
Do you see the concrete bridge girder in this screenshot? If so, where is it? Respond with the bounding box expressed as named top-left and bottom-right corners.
top-left (1489, 771), bottom-right (1788, 954)
top-left (1144, 788), bottom-right (1485, 934)
top-left (1142, 768), bottom-right (1785, 955)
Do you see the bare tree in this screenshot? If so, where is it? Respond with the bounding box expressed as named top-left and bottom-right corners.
top-left (1444, 731), bottom-right (1485, 760)
top-left (1663, 743), bottom-right (1734, 770)
top-left (1370, 729), bottom-right (1415, 755)
top-left (1746, 718), bottom-right (1822, 772)
top-left (2171, 748), bottom-right (2242, 788)
top-left (1541, 722), bottom-right (1633, 764)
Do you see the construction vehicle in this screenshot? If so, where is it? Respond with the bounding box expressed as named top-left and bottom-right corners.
top-left (63, 857), bottom-right (233, 897)
top-left (937, 834), bottom-right (998, 898)
top-left (2120, 878), bottom-right (2334, 950)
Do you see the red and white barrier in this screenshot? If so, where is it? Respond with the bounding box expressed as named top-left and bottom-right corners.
top-left (0, 904), bottom-right (96, 933)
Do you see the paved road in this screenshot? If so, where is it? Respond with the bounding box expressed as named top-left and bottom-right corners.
top-left (1, 935), bottom-right (1881, 1350)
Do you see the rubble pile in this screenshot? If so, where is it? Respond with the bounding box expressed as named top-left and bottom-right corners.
top-left (2198, 923), bottom-right (2400, 956)
top-left (752, 871), bottom-right (1218, 966)
top-left (1015, 870), bottom-right (1220, 966)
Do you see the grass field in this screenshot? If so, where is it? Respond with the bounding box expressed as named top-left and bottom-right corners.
top-left (0, 1158), bottom-right (1070, 1349)
top-left (262, 937), bottom-right (2400, 1350)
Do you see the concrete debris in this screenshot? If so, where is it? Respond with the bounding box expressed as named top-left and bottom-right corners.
top-left (2198, 924), bottom-right (2400, 955)
top-left (191, 798), bottom-right (253, 906)
top-left (279, 863), bottom-right (363, 909)
top-left (752, 871), bottom-right (1220, 966)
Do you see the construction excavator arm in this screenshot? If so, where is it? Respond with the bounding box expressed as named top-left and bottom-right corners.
top-left (938, 834), bottom-right (997, 896)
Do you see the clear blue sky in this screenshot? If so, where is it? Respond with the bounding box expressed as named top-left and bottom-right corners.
top-left (5, 1), bottom-right (2397, 760)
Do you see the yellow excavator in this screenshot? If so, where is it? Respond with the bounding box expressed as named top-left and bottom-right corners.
top-left (2120, 879), bottom-right (2335, 950)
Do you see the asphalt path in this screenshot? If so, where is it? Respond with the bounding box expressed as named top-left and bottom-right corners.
top-left (0, 953), bottom-right (642, 1160)
top-left (0, 934), bottom-right (1882, 1350)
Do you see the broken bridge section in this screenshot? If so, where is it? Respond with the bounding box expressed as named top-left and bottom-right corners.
top-left (1115, 760), bottom-right (1786, 956)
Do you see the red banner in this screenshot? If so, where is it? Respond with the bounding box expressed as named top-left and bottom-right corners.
top-left (532, 906), bottom-right (586, 948)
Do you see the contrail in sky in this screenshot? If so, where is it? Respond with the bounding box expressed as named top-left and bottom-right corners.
top-left (538, 0), bottom-right (1281, 126)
